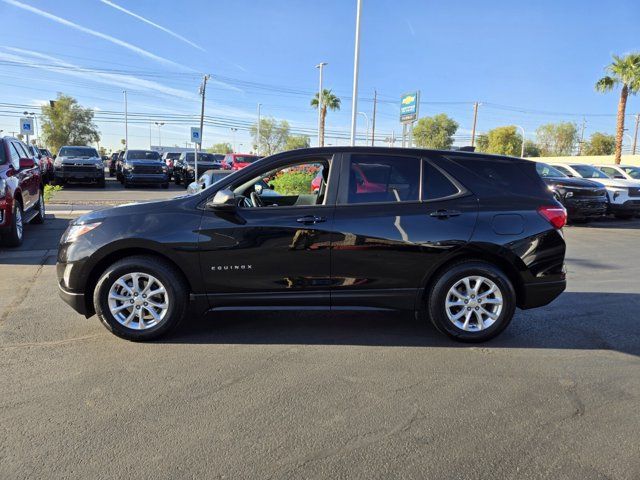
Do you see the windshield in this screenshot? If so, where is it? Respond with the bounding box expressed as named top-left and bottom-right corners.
top-left (234, 155), bottom-right (260, 164)
top-left (185, 153), bottom-right (218, 163)
top-left (571, 165), bottom-right (609, 179)
top-left (59, 147), bottom-right (99, 158)
top-left (165, 152), bottom-right (181, 160)
top-left (127, 150), bottom-right (161, 160)
top-left (536, 163), bottom-right (567, 178)
top-left (622, 167), bottom-right (640, 179)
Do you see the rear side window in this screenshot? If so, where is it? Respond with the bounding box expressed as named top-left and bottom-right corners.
top-left (346, 154), bottom-right (420, 204)
top-left (447, 155), bottom-right (547, 197)
top-left (423, 161), bottom-right (460, 200)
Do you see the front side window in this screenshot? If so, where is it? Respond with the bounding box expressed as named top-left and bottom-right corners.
top-left (622, 167), bottom-right (640, 179)
top-left (599, 166), bottom-right (620, 178)
top-left (345, 154), bottom-right (420, 204)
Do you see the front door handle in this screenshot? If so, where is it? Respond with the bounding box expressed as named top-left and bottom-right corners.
top-left (429, 209), bottom-right (461, 219)
top-left (296, 215), bottom-right (327, 224)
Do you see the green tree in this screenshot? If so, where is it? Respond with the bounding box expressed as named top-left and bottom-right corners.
top-left (310, 89), bottom-right (341, 147)
top-left (523, 140), bottom-right (541, 157)
top-left (208, 142), bottom-right (233, 154)
top-left (595, 53), bottom-right (640, 164)
top-left (285, 135), bottom-right (310, 151)
top-left (474, 125), bottom-right (522, 156)
top-left (582, 132), bottom-right (616, 156)
top-left (412, 114), bottom-right (458, 149)
top-left (535, 122), bottom-right (578, 156)
top-left (40, 94), bottom-right (100, 154)
top-left (250, 117), bottom-right (290, 155)
top-left (16, 133), bottom-right (24, 142)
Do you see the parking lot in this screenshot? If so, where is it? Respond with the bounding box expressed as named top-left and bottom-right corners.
top-left (0, 191), bottom-right (638, 479)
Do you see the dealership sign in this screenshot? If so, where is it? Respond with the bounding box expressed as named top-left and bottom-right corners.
top-left (400, 91), bottom-right (419, 124)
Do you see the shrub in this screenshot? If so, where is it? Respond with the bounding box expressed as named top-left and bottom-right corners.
top-left (270, 170), bottom-right (316, 195)
top-left (44, 184), bottom-right (62, 202)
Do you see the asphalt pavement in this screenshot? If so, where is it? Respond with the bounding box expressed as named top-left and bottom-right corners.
top-left (0, 206), bottom-right (639, 479)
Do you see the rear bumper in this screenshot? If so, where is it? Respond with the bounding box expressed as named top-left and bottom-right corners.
top-left (518, 279), bottom-right (566, 309)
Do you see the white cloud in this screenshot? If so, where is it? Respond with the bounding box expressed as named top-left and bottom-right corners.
top-left (100, 0), bottom-right (205, 52)
top-left (1, 0), bottom-right (192, 71)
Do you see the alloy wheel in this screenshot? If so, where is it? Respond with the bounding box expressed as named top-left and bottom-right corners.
top-left (445, 275), bottom-right (503, 332)
top-left (107, 272), bottom-right (169, 330)
top-left (15, 207), bottom-right (23, 240)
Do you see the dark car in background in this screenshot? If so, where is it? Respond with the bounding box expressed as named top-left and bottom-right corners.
top-left (0, 136), bottom-right (45, 247)
top-left (161, 151), bottom-right (182, 180)
top-left (37, 147), bottom-right (54, 183)
top-left (173, 152), bottom-right (223, 187)
top-left (54, 146), bottom-right (105, 187)
top-left (57, 147), bottom-right (566, 342)
top-left (120, 150), bottom-right (169, 189)
top-left (108, 152), bottom-right (119, 177)
top-left (536, 162), bottom-right (607, 222)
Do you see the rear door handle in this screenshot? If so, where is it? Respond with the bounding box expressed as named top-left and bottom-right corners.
top-left (429, 209), bottom-right (461, 219)
top-left (296, 215), bottom-right (327, 224)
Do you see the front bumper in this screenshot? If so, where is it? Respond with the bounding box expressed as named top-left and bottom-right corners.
top-left (609, 199), bottom-right (640, 214)
top-left (58, 283), bottom-right (89, 316)
top-left (55, 168), bottom-right (103, 181)
top-left (564, 197), bottom-right (608, 218)
top-left (123, 173), bottom-right (169, 184)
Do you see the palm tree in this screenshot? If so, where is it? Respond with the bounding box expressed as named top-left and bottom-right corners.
top-left (311, 89), bottom-right (341, 147)
top-left (595, 53), bottom-right (640, 164)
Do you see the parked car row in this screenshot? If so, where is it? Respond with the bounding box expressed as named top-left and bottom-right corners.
top-left (0, 136), bottom-right (45, 247)
top-left (536, 162), bottom-right (640, 222)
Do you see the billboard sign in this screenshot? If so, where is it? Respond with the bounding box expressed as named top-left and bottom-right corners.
top-left (400, 91), bottom-right (419, 124)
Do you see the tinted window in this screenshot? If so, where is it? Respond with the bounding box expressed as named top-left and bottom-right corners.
top-left (536, 162), bottom-right (567, 178)
top-left (554, 165), bottom-right (573, 176)
top-left (127, 150), bottom-right (160, 160)
top-left (599, 166), bottom-right (619, 177)
top-left (9, 143), bottom-right (21, 167)
top-left (15, 142), bottom-right (30, 158)
top-left (571, 165), bottom-right (609, 179)
top-left (59, 147), bottom-right (98, 158)
top-left (423, 161), bottom-right (460, 200)
top-left (234, 155), bottom-right (260, 163)
top-left (346, 154), bottom-right (420, 204)
top-left (165, 152), bottom-right (181, 160)
top-left (0, 141), bottom-right (6, 165)
top-left (622, 167), bottom-right (640, 179)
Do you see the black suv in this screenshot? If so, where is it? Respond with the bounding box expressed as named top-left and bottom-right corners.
top-left (536, 162), bottom-right (607, 222)
top-left (57, 147), bottom-right (567, 342)
top-left (173, 152), bottom-right (223, 187)
top-left (120, 150), bottom-right (169, 188)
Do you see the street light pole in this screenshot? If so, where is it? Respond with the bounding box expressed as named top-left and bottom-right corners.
top-left (256, 103), bottom-right (262, 154)
top-left (154, 121), bottom-right (165, 148)
top-left (195, 74), bottom-right (210, 181)
top-left (358, 112), bottom-right (369, 145)
top-left (315, 62), bottom-right (327, 147)
top-left (123, 90), bottom-right (128, 149)
top-left (230, 127), bottom-right (238, 152)
top-left (470, 101), bottom-right (479, 147)
top-left (349, 0), bottom-right (363, 146)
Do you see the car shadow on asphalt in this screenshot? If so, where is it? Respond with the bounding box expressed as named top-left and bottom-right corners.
top-left (0, 216), bottom-right (69, 264)
top-left (165, 292), bottom-right (640, 357)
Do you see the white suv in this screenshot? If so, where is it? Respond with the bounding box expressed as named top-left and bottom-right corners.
top-left (551, 163), bottom-right (640, 219)
top-left (595, 164), bottom-right (640, 182)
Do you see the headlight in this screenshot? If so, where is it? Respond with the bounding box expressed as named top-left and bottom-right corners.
top-left (606, 187), bottom-right (626, 201)
top-left (63, 222), bottom-right (102, 243)
top-left (54, 157), bottom-right (63, 167)
top-left (162, 165), bottom-right (168, 172)
top-left (124, 163), bottom-right (133, 171)
top-left (96, 162), bottom-right (104, 169)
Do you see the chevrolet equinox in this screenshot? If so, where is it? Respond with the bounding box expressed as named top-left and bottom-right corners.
top-left (57, 147), bottom-right (567, 342)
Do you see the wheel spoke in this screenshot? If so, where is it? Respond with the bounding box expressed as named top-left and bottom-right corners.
top-left (474, 310), bottom-right (484, 330)
top-left (112, 303), bottom-right (130, 313)
top-left (109, 292), bottom-right (130, 301)
top-left (145, 306), bottom-right (161, 323)
top-left (146, 299), bottom-right (167, 309)
top-left (481, 297), bottom-right (501, 304)
top-left (462, 277), bottom-right (472, 295)
top-left (116, 279), bottom-right (133, 295)
top-left (462, 311), bottom-right (472, 330)
top-left (478, 286), bottom-right (496, 299)
top-left (122, 309), bottom-right (135, 326)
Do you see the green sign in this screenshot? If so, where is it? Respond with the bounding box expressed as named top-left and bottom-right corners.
top-left (400, 91), bottom-right (419, 124)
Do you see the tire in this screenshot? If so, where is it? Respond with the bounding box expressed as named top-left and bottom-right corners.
top-left (93, 255), bottom-right (188, 341)
top-left (174, 174), bottom-right (181, 185)
top-left (3, 200), bottom-right (24, 247)
top-left (425, 261), bottom-right (516, 343)
top-left (161, 183), bottom-right (169, 189)
top-left (97, 176), bottom-right (106, 188)
top-left (30, 190), bottom-right (45, 224)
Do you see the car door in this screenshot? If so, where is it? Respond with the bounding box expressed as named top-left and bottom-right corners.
top-left (197, 153), bottom-right (339, 310)
top-left (9, 141), bottom-right (35, 209)
top-left (330, 152), bottom-right (478, 311)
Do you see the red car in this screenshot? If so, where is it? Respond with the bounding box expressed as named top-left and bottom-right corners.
top-left (0, 136), bottom-right (45, 247)
top-left (222, 153), bottom-right (261, 171)
top-left (37, 147), bottom-right (55, 183)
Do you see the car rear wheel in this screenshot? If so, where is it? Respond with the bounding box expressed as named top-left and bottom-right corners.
top-left (93, 256), bottom-right (188, 341)
top-left (426, 261), bottom-right (516, 342)
top-left (3, 201), bottom-right (24, 247)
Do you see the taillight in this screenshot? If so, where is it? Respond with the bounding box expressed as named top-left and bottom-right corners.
top-left (538, 206), bottom-right (567, 229)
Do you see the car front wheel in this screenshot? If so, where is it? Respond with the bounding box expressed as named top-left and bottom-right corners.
top-left (93, 256), bottom-right (188, 341)
top-left (426, 261), bottom-right (516, 342)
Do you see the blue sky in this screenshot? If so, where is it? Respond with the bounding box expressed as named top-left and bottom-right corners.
top-left (0, 0), bottom-right (638, 151)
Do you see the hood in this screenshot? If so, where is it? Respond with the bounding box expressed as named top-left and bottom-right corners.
top-left (542, 177), bottom-right (605, 189)
top-left (74, 198), bottom-right (178, 224)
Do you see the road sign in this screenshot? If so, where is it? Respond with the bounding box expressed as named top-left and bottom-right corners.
top-left (400, 91), bottom-right (419, 124)
top-left (190, 127), bottom-right (202, 144)
top-left (20, 117), bottom-right (33, 135)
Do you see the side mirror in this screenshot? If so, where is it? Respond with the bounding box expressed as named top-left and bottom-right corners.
top-left (19, 157), bottom-right (35, 169)
top-left (206, 188), bottom-right (236, 210)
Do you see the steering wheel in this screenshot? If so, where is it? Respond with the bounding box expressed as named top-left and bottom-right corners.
top-left (235, 195), bottom-right (252, 208)
top-left (250, 191), bottom-right (264, 208)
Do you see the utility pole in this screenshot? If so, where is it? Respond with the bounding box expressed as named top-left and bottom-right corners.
top-left (470, 102), bottom-right (479, 147)
top-left (195, 74), bottom-right (210, 181)
top-left (632, 113), bottom-right (639, 155)
top-left (123, 90), bottom-right (128, 149)
top-left (257, 103), bottom-right (262, 154)
top-left (349, 0), bottom-right (362, 146)
top-left (315, 62), bottom-right (327, 147)
top-left (577, 117), bottom-right (587, 155)
top-left (371, 89), bottom-right (377, 147)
